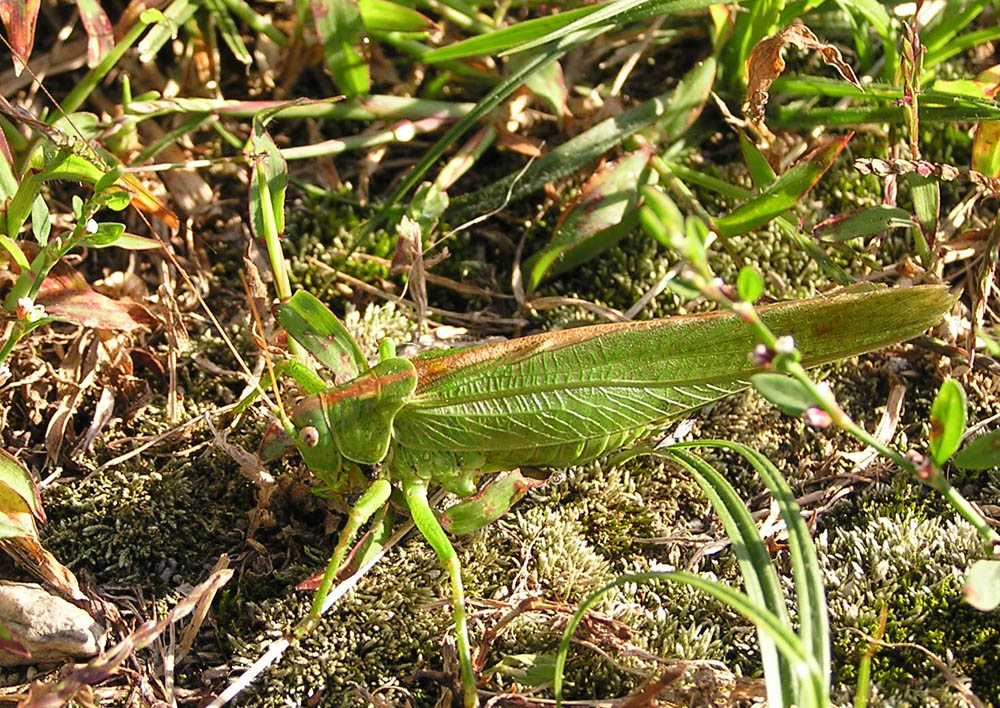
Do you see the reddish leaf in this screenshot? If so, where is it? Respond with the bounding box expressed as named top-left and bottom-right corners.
top-left (0, 623), bottom-right (30, 660)
top-left (36, 259), bottom-right (158, 332)
top-left (0, 0), bottom-right (41, 75)
top-left (75, 0), bottom-right (114, 67)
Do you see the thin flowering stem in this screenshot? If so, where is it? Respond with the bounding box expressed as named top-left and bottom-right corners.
top-left (684, 261), bottom-right (1000, 554)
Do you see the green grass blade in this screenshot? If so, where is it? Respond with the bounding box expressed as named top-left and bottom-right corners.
top-left (501, 0), bottom-right (713, 57)
top-left (553, 571), bottom-right (823, 708)
top-left (447, 57), bottom-right (715, 222)
top-left (924, 25), bottom-right (1000, 70)
top-left (921, 0), bottom-right (990, 56)
top-left (616, 445), bottom-right (796, 706)
top-left (674, 440), bottom-right (832, 696)
top-left (423, 4), bottom-right (596, 61)
top-left (361, 0), bottom-right (717, 237)
top-left (204, 0), bottom-right (252, 64)
top-left (714, 134), bottom-right (850, 238)
top-left (739, 130), bottom-right (777, 188)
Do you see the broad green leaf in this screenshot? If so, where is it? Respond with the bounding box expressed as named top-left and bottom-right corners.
top-left (84, 221), bottom-right (126, 246)
top-left (29, 193), bottom-right (50, 246)
top-left (739, 130), bottom-right (777, 189)
top-left (954, 429), bottom-right (1000, 470)
top-left (523, 146), bottom-right (652, 290)
top-left (812, 206), bottom-right (917, 242)
top-left (93, 164), bottom-right (125, 194)
top-left (965, 67), bottom-right (1000, 178)
top-left (928, 378), bottom-right (967, 466)
top-left (0, 448), bottom-right (43, 521)
top-left (714, 133), bottom-right (851, 238)
top-left (972, 120), bottom-right (1000, 178)
top-left (0, 478), bottom-right (39, 540)
top-left (737, 265), bottom-right (765, 303)
top-left (513, 52), bottom-right (567, 120)
top-left (651, 51), bottom-right (716, 142)
top-left (751, 373), bottom-right (815, 416)
top-left (359, 0), bottom-right (434, 32)
top-left (313, 0), bottom-right (370, 96)
top-left (964, 559), bottom-right (1000, 611)
top-left (277, 291), bottom-right (368, 383)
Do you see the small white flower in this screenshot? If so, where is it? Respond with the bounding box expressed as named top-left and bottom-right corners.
top-left (774, 335), bottom-right (796, 354)
top-left (86, 219), bottom-right (99, 234)
top-left (15, 297), bottom-right (45, 323)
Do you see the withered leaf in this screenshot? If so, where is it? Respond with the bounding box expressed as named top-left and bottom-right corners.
top-left (743, 24), bottom-right (862, 140)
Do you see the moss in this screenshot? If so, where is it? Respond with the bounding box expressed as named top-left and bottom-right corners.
top-left (41, 445), bottom-right (253, 586)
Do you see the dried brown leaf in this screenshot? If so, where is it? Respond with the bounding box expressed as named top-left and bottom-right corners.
top-left (742, 24), bottom-right (861, 140)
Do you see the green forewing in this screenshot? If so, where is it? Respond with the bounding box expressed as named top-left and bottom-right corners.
top-left (392, 286), bottom-right (951, 469)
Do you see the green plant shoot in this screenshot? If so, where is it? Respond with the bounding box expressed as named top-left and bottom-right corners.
top-left (261, 284), bottom-right (952, 708)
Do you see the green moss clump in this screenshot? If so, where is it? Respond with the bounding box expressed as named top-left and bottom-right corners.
top-left (42, 448), bottom-right (253, 586)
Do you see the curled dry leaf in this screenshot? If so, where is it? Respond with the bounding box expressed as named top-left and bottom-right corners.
top-left (742, 24), bottom-right (862, 141)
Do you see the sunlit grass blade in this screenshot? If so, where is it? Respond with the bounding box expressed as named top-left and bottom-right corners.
top-left (714, 133), bottom-right (850, 238)
top-left (614, 444), bottom-right (797, 706)
top-left (675, 440), bottom-right (831, 695)
top-left (921, 0), bottom-right (991, 58)
top-left (924, 25), bottom-right (1000, 71)
top-left (360, 0), bottom-right (717, 237)
top-left (739, 130), bottom-right (777, 188)
top-left (554, 571), bottom-right (824, 708)
top-left (500, 0), bottom-right (713, 57)
top-left (205, 0), bottom-right (252, 65)
top-left (360, 0), bottom-right (435, 31)
top-left (447, 57), bottom-right (715, 222)
top-left (423, 4), bottom-right (596, 61)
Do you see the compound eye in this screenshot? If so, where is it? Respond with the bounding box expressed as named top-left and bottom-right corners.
top-left (299, 426), bottom-right (320, 448)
